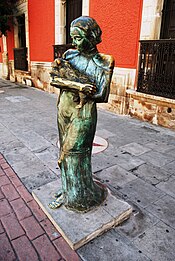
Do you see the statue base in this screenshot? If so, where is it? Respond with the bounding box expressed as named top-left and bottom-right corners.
top-left (32, 179), bottom-right (132, 250)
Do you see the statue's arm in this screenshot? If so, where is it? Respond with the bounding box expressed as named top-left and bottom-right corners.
top-left (92, 55), bottom-right (114, 103)
top-left (51, 77), bottom-right (96, 95)
top-left (92, 70), bottom-right (113, 103)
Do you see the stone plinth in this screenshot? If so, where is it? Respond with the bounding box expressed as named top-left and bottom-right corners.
top-left (32, 179), bottom-right (132, 250)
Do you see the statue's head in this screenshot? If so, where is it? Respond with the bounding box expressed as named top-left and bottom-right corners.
top-left (70, 16), bottom-right (102, 52)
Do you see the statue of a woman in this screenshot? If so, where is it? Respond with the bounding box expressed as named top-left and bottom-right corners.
top-left (49, 16), bottom-right (114, 212)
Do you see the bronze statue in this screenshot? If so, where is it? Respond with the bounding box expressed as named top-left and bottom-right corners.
top-left (49, 16), bottom-right (114, 212)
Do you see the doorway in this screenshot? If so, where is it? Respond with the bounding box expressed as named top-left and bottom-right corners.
top-left (66, 0), bottom-right (82, 44)
top-left (160, 0), bottom-right (175, 39)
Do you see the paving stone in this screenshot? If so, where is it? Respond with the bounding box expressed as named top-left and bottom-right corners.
top-left (78, 229), bottom-right (151, 261)
top-left (27, 199), bottom-right (47, 222)
top-left (33, 234), bottom-right (61, 260)
top-left (0, 157), bottom-right (7, 164)
top-left (108, 134), bottom-right (139, 148)
top-left (115, 204), bottom-right (159, 240)
top-left (134, 221), bottom-right (175, 261)
top-left (0, 188), bottom-right (4, 199)
top-left (146, 195), bottom-right (175, 229)
top-left (16, 185), bottom-right (33, 203)
top-left (4, 167), bottom-right (17, 177)
top-left (118, 178), bottom-right (165, 208)
top-left (13, 129), bottom-right (51, 152)
top-left (40, 218), bottom-right (61, 241)
top-left (1, 183), bottom-right (20, 202)
top-left (0, 198), bottom-right (12, 218)
top-left (0, 233), bottom-right (16, 261)
top-left (5, 95), bottom-right (31, 103)
top-left (4, 147), bottom-right (36, 165)
top-left (10, 198), bottom-right (32, 221)
top-left (133, 163), bottom-right (171, 185)
top-left (53, 237), bottom-right (80, 261)
top-left (96, 129), bottom-right (116, 139)
top-left (119, 142), bottom-right (151, 156)
top-left (33, 145), bottom-right (59, 160)
top-left (156, 176), bottom-right (175, 198)
top-left (95, 164), bottom-right (137, 188)
top-left (1, 212), bottom-right (25, 240)
top-left (92, 150), bottom-right (122, 173)
top-left (21, 169), bottom-right (58, 192)
top-left (0, 220), bottom-right (4, 234)
top-left (0, 167), bottom-right (4, 176)
top-left (139, 150), bottom-right (174, 167)
top-left (0, 175), bottom-right (11, 187)
top-left (12, 235), bottom-right (39, 261)
top-left (162, 160), bottom-right (175, 175)
top-left (1, 163), bottom-right (10, 170)
top-left (0, 140), bottom-right (26, 155)
top-left (113, 153), bottom-right (145, 171)
top-left (8, 175), bottom-right (23, 188)
top-left (11, 160), bottom-right (53, 179)
top-left (145, 140), bottom-right (175, 153)
top-left (31, 123), bottom-right (58, 144)
top-left (20, 215), bottom-right (44, 240)
top-left (164, 148), bottom-right (175, 158)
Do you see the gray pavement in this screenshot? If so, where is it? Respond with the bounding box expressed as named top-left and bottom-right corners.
top-left (0, 78), bottom-right (175, 261)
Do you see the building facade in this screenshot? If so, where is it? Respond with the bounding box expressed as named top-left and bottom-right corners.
top-left (0, 0), bottom-right (175, 129)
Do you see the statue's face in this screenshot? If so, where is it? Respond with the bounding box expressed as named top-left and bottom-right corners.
top-left (70, 27), bottom-right (91, 52)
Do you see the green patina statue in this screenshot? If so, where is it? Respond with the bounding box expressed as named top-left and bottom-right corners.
top-left (49, 16), bottom-right (114, 212)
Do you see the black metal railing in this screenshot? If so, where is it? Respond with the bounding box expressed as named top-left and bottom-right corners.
top-left (53, 44), bottom-right (73, 60)
top-left (14, 47), bottom-right (28, 71)
top-left (137, 39), bottom-right (175, 99)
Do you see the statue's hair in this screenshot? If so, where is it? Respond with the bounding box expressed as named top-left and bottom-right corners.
top-left (70, 16), bottom-right (102, 45)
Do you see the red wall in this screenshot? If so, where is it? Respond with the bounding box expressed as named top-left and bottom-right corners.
top-left (7, 26), bottom-right (15, 60)
top-left (90, 0), bottom-right (143, 69)
top-left (0, 38), bottom-right (3, 63)
top-left (0, 25), bottom-right (14, 62)
top-left (28, 0), bottom-right (55, 62)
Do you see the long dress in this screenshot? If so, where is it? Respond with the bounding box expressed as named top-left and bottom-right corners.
top-left (57, 49), bottom-right (114, 212)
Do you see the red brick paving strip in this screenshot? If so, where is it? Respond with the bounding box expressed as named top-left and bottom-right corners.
top-left (16, 184), bottom-right (33, 203)
top-left (0, 175), bottom-right (11, 186)
top-left (20, 215), bottom-right (45, 240)
top-left (0, 167), bottom-right (4, 176)
top-left (10, 197), bottom-right (32, 221)
top-left (1, 183), bottom-right (20, 202)
top-left (0, 233), bottom-right (16, 261)
top-left (54, 237), bottom-right (81, 261)
top-left (0, 220), bottom-right (4, 234)
top-left (1, 212), bottom-right (25, 240)
top-left (0, 198), bottom-right (13, 218)
top-left (27, 199), bottom-right (47, 222)
top-left (12, 235), bottom-right (39, 261)
top-left (0, 154), bottom-right (80, 261)
top-left (33, 234), bottom-right (62, 260)
top-left (40, 217), bottom-right (61, 241)
top-left (0, 188), bottom-right (4, 199)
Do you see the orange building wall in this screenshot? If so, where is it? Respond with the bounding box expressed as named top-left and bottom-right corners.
top-left (90, 0), bottom-right (143, 69)
top-left (0, 38), bottom-right (3, 63)
top-left (0, 25), bottom-right (14, 62)
top-left (28, 0), bottom-right (55, 62)
top-left (7, 27), bottom-right (15, 60)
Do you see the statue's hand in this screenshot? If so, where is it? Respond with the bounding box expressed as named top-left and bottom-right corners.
top-left (81, 85), bottom-right (96, 95)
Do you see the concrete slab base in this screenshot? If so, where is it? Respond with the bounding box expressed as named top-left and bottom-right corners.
top-left (32, 179), bottom-right (132, 250)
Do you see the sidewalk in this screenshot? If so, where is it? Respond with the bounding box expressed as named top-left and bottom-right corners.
top-left (0, 153), bottom-right (79, 261)
top-left (0, 78), bottom-right (175, 261)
